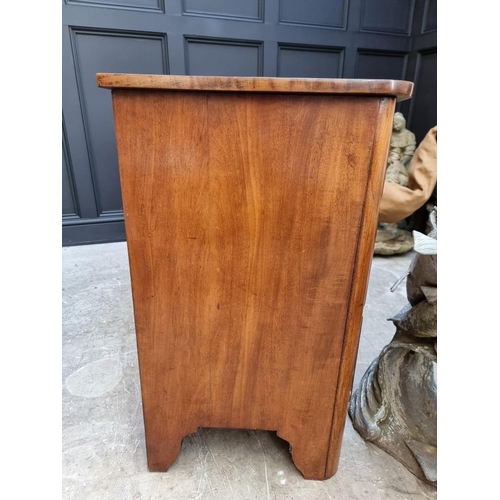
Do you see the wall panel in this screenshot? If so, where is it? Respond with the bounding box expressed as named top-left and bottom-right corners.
top-left (70, 28), bottom-right (168, 216)
top-left (185, 37), bottom-right (263, 76)
top-left (278, 45), bottom-right (343, 78)
top-left (355, 50), bottom-right (407, 80)
top-left (360, 0), bottom-right (414, 34)
top-left (279, 0), bottom-right (347, 29)
top-left (182, 0), bottom-right (263, 21)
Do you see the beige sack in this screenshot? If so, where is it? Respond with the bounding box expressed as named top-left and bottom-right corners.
top-left (378, 126), bottom-right (437, 223)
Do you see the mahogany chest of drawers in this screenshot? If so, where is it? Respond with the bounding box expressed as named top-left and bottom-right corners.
top-left (97, 73), bottom-right (412, 479)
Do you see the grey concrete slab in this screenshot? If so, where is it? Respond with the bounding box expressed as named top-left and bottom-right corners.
top-left (62, 242), bottom-right (437, 499)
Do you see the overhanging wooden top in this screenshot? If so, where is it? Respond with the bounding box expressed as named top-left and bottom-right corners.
top-left (96, 74), bottom-right (413, 102)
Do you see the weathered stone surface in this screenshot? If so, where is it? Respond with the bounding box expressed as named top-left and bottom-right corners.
top-left (375, 112), bottom-right (418, 254)
top-left (384, 112), bottom-right (416, 188)
top-left (374, 224), bottom-right (414, 255)
top-left (350, 210), bottom-right (437, 486)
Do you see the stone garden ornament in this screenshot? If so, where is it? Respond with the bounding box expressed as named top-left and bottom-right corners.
top-left (374, 112), bottom-right (417, 255)
top-left (385, 112), bottom-right (416, 187)
top-left (349, 208), bottom-right (437, 486)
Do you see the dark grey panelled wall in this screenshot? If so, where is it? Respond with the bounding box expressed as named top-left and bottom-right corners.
top-left (62, 0), bottom-right (436, 246)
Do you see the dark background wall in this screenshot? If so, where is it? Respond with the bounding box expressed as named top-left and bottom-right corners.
top-left (62, 0), bottom-right (436, 246)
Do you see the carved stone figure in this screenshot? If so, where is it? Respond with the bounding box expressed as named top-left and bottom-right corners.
top-left (385, 112), bottom-right (416, 187)
top-left (349, 209), bottom-right (437, 486)
top-left (374, 113), bottom-right (417, 255)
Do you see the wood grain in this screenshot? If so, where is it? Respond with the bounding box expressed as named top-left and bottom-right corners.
top-left (98, 73), bottom-right (413, 101)
top-left (324, 97), bottom-right (397, 478)
top-left (108, 82), bottom-right (404, 479)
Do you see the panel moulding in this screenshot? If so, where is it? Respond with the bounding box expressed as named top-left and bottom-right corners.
top-left (69, 27), bottom-right (168, 216)
top-left (184, 36), bottom-right (264, 76)
top-left (65, 0), bottom-right (165, 14)
top-left (182, 0), bottom-right (264, 22)
top-left (278, 0), bottom-right (349, 30)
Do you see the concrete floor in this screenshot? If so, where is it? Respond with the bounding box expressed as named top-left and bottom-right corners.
top-left (62, 242), bottom-right (437, 500)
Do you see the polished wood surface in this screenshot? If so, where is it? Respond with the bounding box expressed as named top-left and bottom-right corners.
top-left (97, 73), bottom-right (413, 102)
top-left (103, 76), bottom-right (411, 480)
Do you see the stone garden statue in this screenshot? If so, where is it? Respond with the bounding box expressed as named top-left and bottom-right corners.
top-left (349, 209), bottom-right (437, 486)
top-left (385, 112), bottom-right (416, 187)
top-left (374, 112), bottom-right (417, 255)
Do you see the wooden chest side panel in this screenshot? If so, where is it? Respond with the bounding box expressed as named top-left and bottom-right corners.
top-left (112, 90), bottom-right (387, 477)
